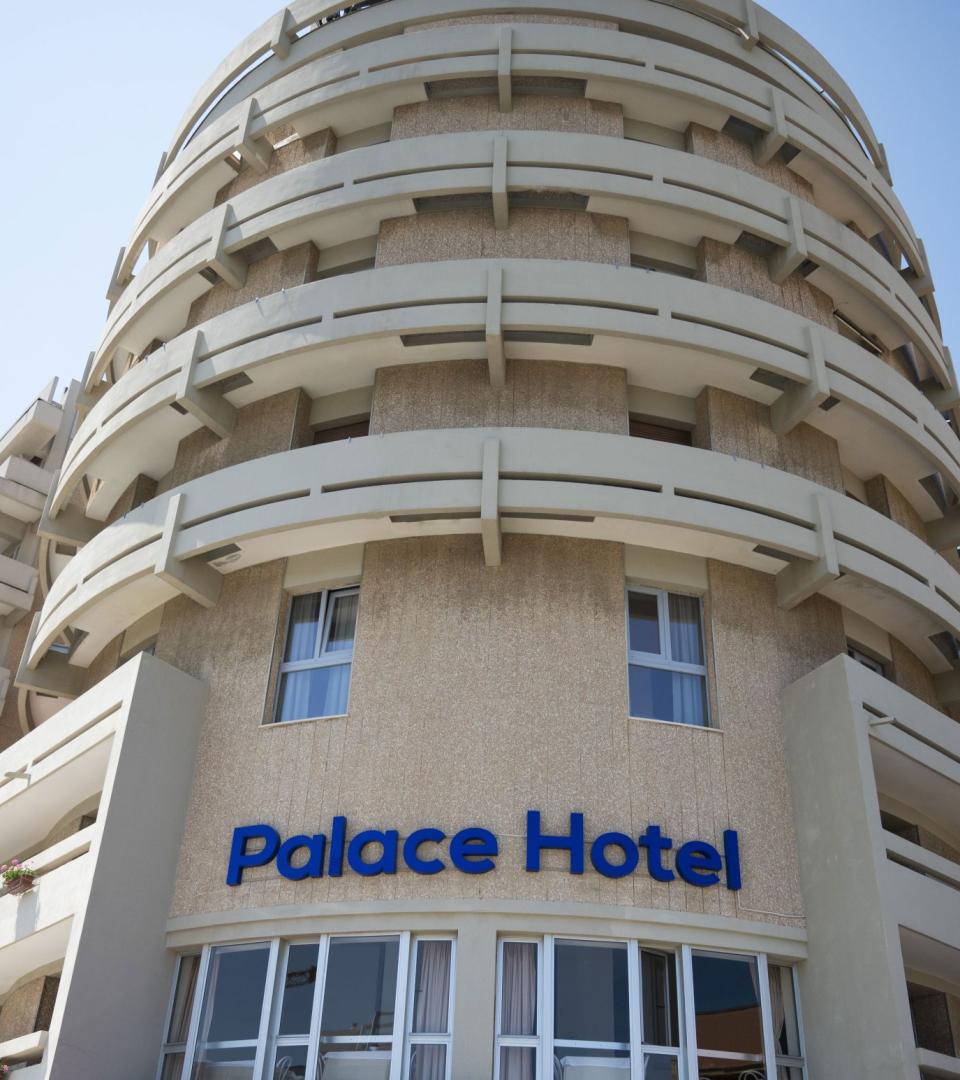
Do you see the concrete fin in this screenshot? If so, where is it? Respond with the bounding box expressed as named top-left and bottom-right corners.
top-left (485, 266), bottom-right (506, 388)
top-left (481, 437), bottom-right (501, 567)
top-left (106, 246), bottom-right (128, 304)
top-left (269, 7), bottom-right (297, 60)
top-left (776, 493), bottom-right (840, 609)
top-left (769, 196), bottom-right (808, 284)
top-left (492, 136), bottom-right (509, 230)
top-left (498, 27), bottom-right (513, 112)
top-left (770, 324), bottom-right (831, 434)
top-left (237, 96), bottom-right (273, 175)
top-left (208, 204), bottom-right (246, 290)
top-left (755, 86), bottom-right (787, 166)
top-left (174, 330), bottom-right (237, 439)
top-left (154, 492), bottom-right (222, 608)
top-left (14, 613), bottom-right (84, 697)
top-left (738, 0), bottom-right (760, 47)
top-left (38, 470), bottom-right (103, 547)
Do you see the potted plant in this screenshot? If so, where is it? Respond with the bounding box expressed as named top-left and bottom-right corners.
top-left (1, 858), bottom-right (37, 895)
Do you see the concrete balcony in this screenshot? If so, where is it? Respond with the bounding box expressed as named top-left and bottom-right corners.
top-left (0, 552), bottom-right (36, 624)
top-left (0, 398), bottom-right (61, 467)
top-left (0, 1029), bottom-right (47, 1075)
top-left (0, 455), bottom-right (53, 525)
top-left (918, 1047), bottom-right (960, 1078)
top-left (782, 655), bottom-right (960, 1079)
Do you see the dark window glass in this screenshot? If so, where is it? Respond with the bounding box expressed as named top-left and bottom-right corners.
top-left (200, 945), bottom-right (270, 1043)
top-left (692, 952), bottom-right (764, 1060)
top-left (313, 419), bottom-right (370, 444)
top-left (629, 418), bottom-right (692, 445)
top-left (320, 938), bottom-right (399, 1039)
top-left (628, 665), bottom-right (707, 726)
top-left (628, 592), bottom-right (661, 654)
top-left (641, 950), bottom-right (679, 1048)
top-left (278, 943), bottom-right (319, 1036)
top-left (554, 940), bottom-right (630, 1045)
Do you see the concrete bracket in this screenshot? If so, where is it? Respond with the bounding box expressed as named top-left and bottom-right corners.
top-left (924, 349), bottom-right (959, 411)
top-left (492, 136), bottom-right (509, 230)
top-left (154, 492), bottom-right (222, 608)
top-left (877, 142), bottom-right (893, 186)
top-left (770, 324), bottom-right (831, 434)
top-left (485, 266), bottom-right (506, 388)
top-left (480, 437), bottom-right (502, 567)
top-left (925, 496), bottom-right (960, 551)
top-left (173, 330), bottom-right (238, 439)
top-left (207, 204), bottom-right (247, 290)
top-left (38, 470), bottom-right (103, 547)
top-left (902, 237), bottom-right (934, 299)
top-left (737, 0), bottom-right (760, 48)
top-left (14, 613), bottom-right (85, 698)
top-left (755, 86), bottom-right (788, 166)
top-left (769, 196), bottom-right (809, 284)
top-left (106, 246), bottom-right (129, 305)
top-left (269, 7), bottom-right (297, 60)
top-left (498, 27), bottom-right (513, 112)
top-left (776, 492), bottom-right (840, 609)
top-left (236, 96), bottom-right (273, 175)
top-left (154, 151), bottom-right (168, 185)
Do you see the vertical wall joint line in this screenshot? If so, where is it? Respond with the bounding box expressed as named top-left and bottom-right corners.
top-left (481, 438), bottom-right (502, 567)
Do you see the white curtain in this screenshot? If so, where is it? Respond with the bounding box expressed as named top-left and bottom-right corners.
top-left (409, 941), bottom-right (451, 1080)
top-left (500, 943), bottom-right (537, 1080)
top-left (278, 663), bottom-right (351, 722)
top-left (668, 595), bottom-right (705, 725)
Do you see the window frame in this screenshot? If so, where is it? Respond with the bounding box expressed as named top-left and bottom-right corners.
top-left (625, 585), bottom-right (709, 727)
top-left (163, 932), bottom-right (456, 1080)
top-left (494, 937), bottom-right (806, 1080)
top-left (272, 585), bottom-right (360, 724)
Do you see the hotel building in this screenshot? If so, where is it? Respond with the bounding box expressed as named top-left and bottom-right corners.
top-left (0, 1), bottom-right (958, 1077)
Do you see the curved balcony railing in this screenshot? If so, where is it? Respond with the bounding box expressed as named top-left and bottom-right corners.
top-left (57, 261), bottom-right (960, 527)
top-left (97, 130), bottom-right (945, 401)
top-left (160, 0), bottom-right (884, 180)
top-left (117, 14), bottom-right (918, 296)
top-left (29, 427), bottom-right (960, 676)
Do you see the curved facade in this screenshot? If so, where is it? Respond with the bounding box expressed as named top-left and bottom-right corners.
top-left (1, 3), bottom-right (959, 1079)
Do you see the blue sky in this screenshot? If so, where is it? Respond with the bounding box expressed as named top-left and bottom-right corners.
top-left (1, 0), bottom-right (955, 435)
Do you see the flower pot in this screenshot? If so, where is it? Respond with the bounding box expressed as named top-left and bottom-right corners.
top-left (7, 875), bottom-right (35, 895)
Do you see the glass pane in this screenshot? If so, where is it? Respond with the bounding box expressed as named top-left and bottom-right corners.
top-left (411, 940), bottom-right (452, 1034)
top-left (279, 944), bottom-right (319, 1036)
top-left (768, 965), bottom-right (801, 1058)
top-left (285, 594), bottom-right (323, 661)
top-left (325, 592), bottom-right (358, 654)
top-left (168, 954), bottom-right (201, 1042)
top-left (501, 942), bottom-right (538, 1037)
top-left (554, 940), bottom-right (630, 1046)
top-left (697, 1061), bottom-right (764, 1079)
top-left (667, 593), bottom-right (703, 665)
top-left (408, 1044), bottom-right (447, 1080)
top-left (199, 944), bottom-right (270, 1043)
top-left (276, 663), bottom-right (352, 722)
top-left (193, 1045), bottom-right (257, 1079)
top-left (692, 952), bottom-right (764, 1057)
top-left (641, 950), bottom-right (679, 1048)
top-left (554, 1048), bottom-right (630, 1072)
top-left (161, 1053), bottom-right (185, 1080)
top-left (628, 592), bottom-right (661, 655)
top-left (320, 938), bottom-right (399, 1038)
top-left (318, 1045), bottom-right (391, 1071)
top-left (273, 1045), bottom-right (308, 1080)
top-left (643, 1054), bottom-right (680, 1080)
top-left (776, 1069), bottom-right (804, 1080)
top-left (628, 666), bottom-right (707, 726)
top-left (499, 1046), bottom-right (536, 1080)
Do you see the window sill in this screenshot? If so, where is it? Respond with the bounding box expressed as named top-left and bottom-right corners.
top-left (628, 714), bottom-right (722, 733)
top-left (262, 712), bottom-right (349, 729)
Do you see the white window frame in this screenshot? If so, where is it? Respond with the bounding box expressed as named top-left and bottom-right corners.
top-left (273, 585), bottom-right (359, 723)
top-left (626, 586), bottom-right (709, 726)
top-left (164, 932), bottom-right (456, 1080)
top-left (494, 937), bottom-right (805, 1080)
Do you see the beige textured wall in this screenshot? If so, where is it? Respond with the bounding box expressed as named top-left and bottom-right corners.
top-left (186, 242), bottom-right (318, 329)
top-left (391, 96), bottom-right (623, 140)
top-left (369, 358), bottom-right (628, 435)
top-left (865, 474), bottom-right (925, 540)
top-left (0, 974), bottom-right (58, 1041)
top-left (686, 124), bottom-right (814, 201)
top-left (158, 388), bottom-right (312, 493)
top-left (694, 385), bottom-right (844, 491)
top-left (697, 237), bottom-right (837, 329)
top-left (376, 207), bottom-right (630, 267)
top-left (706, 559), bottom-right (846, 920)
top-left (166, 533), bottom-right (813, 930)
top-left (889, 637), bottom-right (939, 711)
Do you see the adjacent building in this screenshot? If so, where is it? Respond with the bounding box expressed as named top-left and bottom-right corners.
top-left (0, 1), bottom-right (958, 1077)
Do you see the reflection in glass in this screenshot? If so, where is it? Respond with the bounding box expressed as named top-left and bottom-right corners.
top-left (408, 1044), bottom-right (447, 1079)
top-left (200, 945), bottom-right (270, 1043)
top-left (693, 951), bottom-right (765, 1078)
top-left (278, 944), bottom-right (319, 1036)
top-left (194, 1045), bottom-right (257, 1079)
top-left (325, 592), bottom-right (358, 653)
top-left (644, 1053), bottom-right (681, 1079)
top-left (160, 1053), bottom-right (185, 1080)
top-left (554, 940), bottom-right (630, 1046)
top-left (167, 955), bottom-right (200, 1043)
top-left (321, 938), bottom-right (399, 1039)
top-left (273, 1045), bottom-right (308, 1079)
top-left (629, 592), bottom-right (661, 654)
top-left (628, 665), bottom-right (707, 726)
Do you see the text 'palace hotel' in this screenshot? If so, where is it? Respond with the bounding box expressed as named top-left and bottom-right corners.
top-left (0, 1), bottom-right (957, 1078)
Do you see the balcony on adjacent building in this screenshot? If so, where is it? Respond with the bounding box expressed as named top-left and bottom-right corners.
top-left (0, 397), bottom-right (62, 467)
top-left (0, 454), bottom-right (53, 525)
top-left (0, 552), bottom-right (37, 623)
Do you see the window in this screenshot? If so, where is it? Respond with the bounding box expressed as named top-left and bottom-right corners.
top-left (846, 643), bottom-right (887, 678)
top-left (496, 940), bottom-right (804, 1079)
top-left (627, 588), bottom-right (708, 726)
top-left (160, 934), bottom-right (454, 1080)
top-left (274, 587), bottom-right (359, 723)
top-left (629, 418), bottom-right (693, 445)
top-left (313, 418), bottom-right (370, 444)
